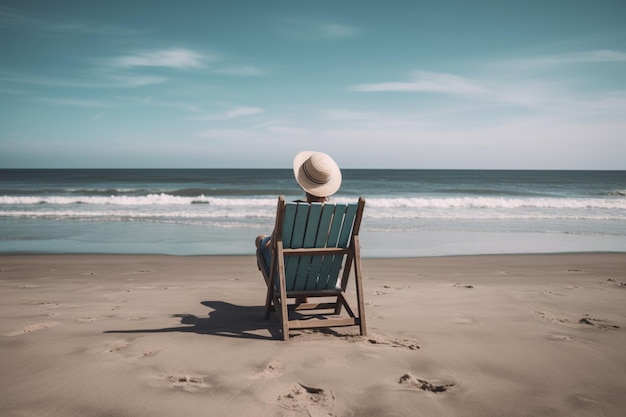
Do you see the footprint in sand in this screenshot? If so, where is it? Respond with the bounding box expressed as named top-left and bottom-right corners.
top-left (547, 334), bottom-right (574, 342)
top-left (107, 339), bottom-right (131, 352)
top-left (578, 315), bottom-right (620, 330)
top-left (278, 383), bottom-right (335, 417)
top-left (367, 333), bottom-right (421, 350)
top-left (534, 311), bottom-right (576, 328)
top-left (77, 316), bottom-right (100, 323)
top-left (21, 300), bottom-right (61, 308)
top-left (535, 311), bottom-right (620, 330)
top-left (254, 359), bottom-right (283, 379)
top-left (5, 321), bottom-right (59, 337)
top-left (374, 285), bottom-right (412, 295)
top-left (398, 373), bottom-right (454, 393)
top-left (142, 347), bottom-right (162, 357)
top-left (292, 329), bottom-right (420, 351)
top-left (604, 278), bottom-right (626, 288)
top-left (165, 374), bottom-right (210, 392)
top-left (451, 316), bottom-right (477, 324)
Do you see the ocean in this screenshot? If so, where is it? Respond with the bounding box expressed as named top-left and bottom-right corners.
top-left (1, 169), bottom-right (625, 257)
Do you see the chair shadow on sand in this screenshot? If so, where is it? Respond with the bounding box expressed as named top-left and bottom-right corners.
top-left (104, 301), bottom-right (281, 340)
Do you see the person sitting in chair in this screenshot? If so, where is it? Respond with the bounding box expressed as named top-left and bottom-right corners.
top-left (255, 150), bottom-right (342, 270)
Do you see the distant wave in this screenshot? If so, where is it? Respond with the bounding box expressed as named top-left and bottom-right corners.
top-left (1, 195), bottom-right (625, 210)
top-left (606, 190), bottom-right (626, 197)
top-left (2, 195), bottom-right (626, 224)
top-left (362, 196), bottom-right (626, 210)
top-left (0, 195), bottom-right (276, 206)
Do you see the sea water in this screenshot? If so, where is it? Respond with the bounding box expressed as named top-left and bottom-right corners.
top-left (1, 169), bottom-right (624, 257)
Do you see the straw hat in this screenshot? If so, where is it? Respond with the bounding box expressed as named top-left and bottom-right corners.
top-left (293, 151), bottom-right (342, 197)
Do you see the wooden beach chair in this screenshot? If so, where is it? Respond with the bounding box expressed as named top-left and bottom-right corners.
top-left (257, 196), bottom-right (367, 340)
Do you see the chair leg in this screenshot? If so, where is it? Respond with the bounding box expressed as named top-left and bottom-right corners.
top-left (265, 291), bottom-right (273, 319)
top-left (353, 241), bottom-right (367, 336)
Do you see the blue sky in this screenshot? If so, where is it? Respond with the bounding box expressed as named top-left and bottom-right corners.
top-left (1, 0), bottom-right (625, 169)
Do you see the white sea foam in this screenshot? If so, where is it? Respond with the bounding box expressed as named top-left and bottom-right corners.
top-left (0, 195), bottom-right (277, 206)
top-left (2, 195), bottom-right (625, 209)
top-left (607, 190), bottom-right (626, 196)
top-left (2, 196), bottom-right (625, 227)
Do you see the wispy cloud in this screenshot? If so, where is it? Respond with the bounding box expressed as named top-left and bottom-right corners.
top-left (0, 71), bottom-right (163, 88)
top-left (112, 48), bottom-right (209, 69)
top-left (284, 19), bottom-right (360, 40)
top-left (115, 96), bottom-right (205, 113)
top-left (0, 6), bottom-right (138, 35)
top-left (322, 108), bottom-right (378, 120)
top-left (352, 71), bottom-right (490, 95)
top-left (195, 107), bottom-right (264, 120)
top-left (500, 49), bottom-right (626, 69)
top-left (38, 97), bottom-right (109, 107)
top-left (212, 66), bottom-right (264, 76)
top-left (316, 23), bottom-right (360, 38)
top-left (0, 71), bottom-right (166, 88)
top-left (225, 107), bottom-right (264, 118)
top-left (92, 112), bottom-right (107, 121)
top-left (105, 74), bottom-right (168, 87)
top-left (265, 126), bottom-right (308, 136)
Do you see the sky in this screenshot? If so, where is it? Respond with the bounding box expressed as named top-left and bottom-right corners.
top-left (1, 0), bottom-right (625, 169)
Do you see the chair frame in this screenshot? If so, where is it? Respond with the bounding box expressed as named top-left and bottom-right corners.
top-left (257, 196), bottom-right (367, 340)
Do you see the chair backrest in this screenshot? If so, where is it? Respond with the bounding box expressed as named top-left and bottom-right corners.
top-left (277, 199), bottom-right (364, 292)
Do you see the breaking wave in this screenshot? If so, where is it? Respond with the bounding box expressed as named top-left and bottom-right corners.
top-left (1, 195), bottom-right (625, 210)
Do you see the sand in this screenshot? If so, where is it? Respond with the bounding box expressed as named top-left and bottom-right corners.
top-left (1, 253), bottom-right (625, 417)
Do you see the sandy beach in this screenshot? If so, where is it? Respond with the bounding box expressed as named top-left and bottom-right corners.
top-left (1, 253), bottom-right (625, 417)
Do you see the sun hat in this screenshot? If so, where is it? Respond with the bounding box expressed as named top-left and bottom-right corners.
top-left (293, 151), bottom-right (342, 197)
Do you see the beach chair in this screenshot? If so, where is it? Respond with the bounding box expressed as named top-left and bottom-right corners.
top-left (257, 196), bottom-right (367, 340)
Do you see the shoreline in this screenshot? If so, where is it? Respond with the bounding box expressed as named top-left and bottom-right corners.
top-left (1, 249), bottom-right (625, 258)
top-left (1, 253), bottom-right (625, 416)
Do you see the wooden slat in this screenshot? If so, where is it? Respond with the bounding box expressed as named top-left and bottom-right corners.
top-left (284, 203), bottom-right (306, 290)
top-left (328, 203), bottom-right (358, 283)
top-left (309, 204), bottom-right (336, 289)
top-left (305, 203), bottom-right (332, 290)
top-left (327, 204), bottom-right (347, 246)
top-left (296, 203), bottom-right (322, 290)
top-left (338, 203), bottom-right (358, 247)
top-left (286, 289), bottom-right (341, 297)
top-left (288, 318), bottom-right (360, 330)
top-left (292, 302), bottom-right (337, 311)
top-left (317, 204), bottom-right (346, 288)
top-left (283, 248), bottom-right (349, 256)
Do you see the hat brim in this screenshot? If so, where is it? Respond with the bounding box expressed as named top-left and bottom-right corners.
top-left (293, 151), bottom-right (342, 197)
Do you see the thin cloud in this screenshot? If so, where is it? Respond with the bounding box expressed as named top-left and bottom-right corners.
top-left (284, 19), bottom-right (360, 40)
top-left (196, 107), bottom-right (264, 120)
top-left (317, 23), bottom-right (359, 38)
top-left (0, 71), bottom-right (166, 88)
top-left (352, 71), bottom-right (490, 95)
top-left (501, 49), bottom-right (626, 68)
top-left (105, 74), bottom-right (168, 87)
top-left (226, 107), bottom-right (264, 118)
top-left (116, 96), bottom-right (204, 113)
top-left (322, 108), bottom-right (378, 120)
top-left (0, 7), bottom-right (138, 35)
top-left (212, 66), bottom-right (264, 76)
top-left (92, 112), bottom-right (107, 121)
top-left (194, 129), bottom-right (269, 141)
top-left (112, 48), bottom-right (209, 69)
top-left (38, 97), bottom-right (109, 107)
top-left (265, 126), bottom-right (308, 136)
